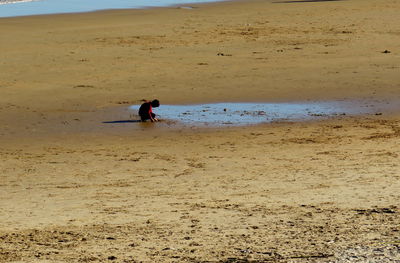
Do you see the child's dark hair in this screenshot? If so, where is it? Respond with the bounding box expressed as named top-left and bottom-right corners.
top-left (151, 99), bottom-right (160, 107)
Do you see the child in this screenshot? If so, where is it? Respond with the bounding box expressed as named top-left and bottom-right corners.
top-left (138, 99), bottom-right (160, 122)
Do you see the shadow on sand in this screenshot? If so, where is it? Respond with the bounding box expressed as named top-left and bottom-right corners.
top-left (103, 120), bottom-right (142, 124)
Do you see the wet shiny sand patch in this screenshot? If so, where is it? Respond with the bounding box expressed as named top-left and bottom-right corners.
top-left (130, 100), bottom-right (398, 127)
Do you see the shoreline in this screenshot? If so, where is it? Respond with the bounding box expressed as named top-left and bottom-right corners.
top-left (0, 0), bottom-right (229, 18)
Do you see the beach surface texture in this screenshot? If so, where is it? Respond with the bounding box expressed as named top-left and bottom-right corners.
top-left (0, 0), bottom-right (399, 262)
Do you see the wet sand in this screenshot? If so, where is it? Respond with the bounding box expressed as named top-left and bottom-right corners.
top-left (1, 0), bottom-right (400, 262)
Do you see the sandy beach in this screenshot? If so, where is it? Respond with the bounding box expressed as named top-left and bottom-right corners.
top-left (1, 0), bottom-right (399, 261)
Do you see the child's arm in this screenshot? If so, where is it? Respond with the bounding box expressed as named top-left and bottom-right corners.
top-left (149, 107), bottom-right (158, 122)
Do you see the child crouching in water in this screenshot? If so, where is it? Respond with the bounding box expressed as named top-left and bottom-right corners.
top-left (138, 99), bottom-right (160, 122)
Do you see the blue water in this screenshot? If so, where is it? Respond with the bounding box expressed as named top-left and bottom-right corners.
top-left (129, 100), bottom-right (395, 127)
top-left (0, 0), bottom-right (218, 17)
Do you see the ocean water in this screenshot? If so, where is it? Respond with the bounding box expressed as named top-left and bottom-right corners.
top-left (0, 0), bottom-right (219, 17)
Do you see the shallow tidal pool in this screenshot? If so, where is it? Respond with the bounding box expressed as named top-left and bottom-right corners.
top-left (129, 100), bottom-right (395, 127)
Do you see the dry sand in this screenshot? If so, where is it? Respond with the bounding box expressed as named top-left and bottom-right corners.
top-left (0, 0), bottom-right (399, 262)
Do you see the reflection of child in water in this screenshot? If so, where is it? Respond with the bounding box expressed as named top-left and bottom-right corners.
top-left (138, 99), bottom-right (160, 122)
